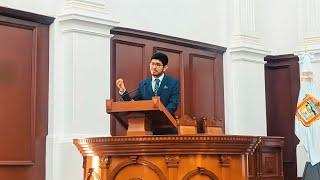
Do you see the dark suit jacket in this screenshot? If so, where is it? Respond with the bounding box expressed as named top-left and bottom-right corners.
top-left (121, 74), bottom-right (180, 114)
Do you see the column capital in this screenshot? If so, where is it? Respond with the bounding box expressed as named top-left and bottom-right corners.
top-left (59, 0), bottom-right (119, 36)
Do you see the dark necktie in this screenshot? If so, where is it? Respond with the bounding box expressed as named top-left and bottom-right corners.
top-left (154, 79), bottom-right (160, 96)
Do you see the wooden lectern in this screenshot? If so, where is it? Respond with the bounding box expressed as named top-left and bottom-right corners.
top-left (106, 96), bottom-right (177, 136)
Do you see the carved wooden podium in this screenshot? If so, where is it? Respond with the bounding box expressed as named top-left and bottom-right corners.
top-left (74, 98), bottom-right (284, 180)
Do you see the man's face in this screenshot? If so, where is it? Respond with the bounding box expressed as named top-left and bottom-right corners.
top-left (149, 59), bottom-right (168, 77)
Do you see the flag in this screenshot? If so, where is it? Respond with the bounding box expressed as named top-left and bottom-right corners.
top-left (295, 52), bottom-right (320, 166)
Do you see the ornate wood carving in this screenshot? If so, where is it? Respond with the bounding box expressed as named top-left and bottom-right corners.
top-left (219, 155), bottom-right (231, 167)
top-left (176, 115), bottom-right (197, 134)
top-left (165, 155), bottom-right (180, 168)
top-left (182, 167), bottom-right (219, 180)
top-left (99, 156), bottom-right (111, 169)
top-left (86, 168), bottom-right (101, 180)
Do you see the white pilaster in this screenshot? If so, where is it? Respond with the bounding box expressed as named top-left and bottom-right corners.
top-left (297, 0), bottom-right (320, 54)
top-left (225, 0), bottom-right (269, 136)
top-left (295, 0), bottom-right (320, 176)
top-left (46, 0), bottom-right (118, 179)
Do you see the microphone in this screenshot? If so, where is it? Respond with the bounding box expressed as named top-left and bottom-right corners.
top-left (121, 88), bottom-right (139, 97)
top-left (119, 81), bottom-right (147, 101)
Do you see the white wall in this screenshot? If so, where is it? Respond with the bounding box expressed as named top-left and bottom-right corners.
top-left (109, 0), bottom-right (228, 47)
top-left (0, 0), bottom-right (309, 179)
top-left (0, 0), bottom-right (64, 16)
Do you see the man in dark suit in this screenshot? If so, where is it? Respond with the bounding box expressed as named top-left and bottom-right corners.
top-left (116, 52), bottom-right (180, 134)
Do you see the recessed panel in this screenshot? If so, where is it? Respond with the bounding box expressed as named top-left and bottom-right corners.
top-left (115, 41), bottom-right (145, 101)
top-left (190, 55), bottom-right (215, 119)
top-left (0, 24), bottom-right (34, 163)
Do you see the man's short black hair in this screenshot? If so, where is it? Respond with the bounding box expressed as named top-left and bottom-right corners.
top-left (151, 52), bottom-right (168, 66)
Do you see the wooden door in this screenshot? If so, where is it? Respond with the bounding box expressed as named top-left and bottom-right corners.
top-left (110, 27), bottom-right (226, 136)
top-left (265, 54), bottom-right (300, 180)
top-left (0, 7), bottom-right (53, 180)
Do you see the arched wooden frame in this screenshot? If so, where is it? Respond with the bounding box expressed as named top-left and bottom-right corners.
top-left (110, 157), bottom-right (167, 180)
top-left (182, 167), bottom-right (219, 180)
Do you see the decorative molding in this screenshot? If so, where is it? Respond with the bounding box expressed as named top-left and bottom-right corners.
top-left (111, 27), bottom-right (227, 54)
top-left (0, 6), bottom-right (54, 25)
top-left (165, 155), bottom-right (180, 168)
top-left (59, 13), bottom-right (118, 27)
top-left (58, 13), bottom-right (118, 36)
top-left (64, 0), bottom-right (107, 14)
top-left (229, 46), bottom-right (270, 64)
top-left (296, 36), bottom-right (320, 53)
top-left (75, 135), bottom-right (258, 144)
top-left (72, 136), bottom-right (281, 157)
top-left (231, 34), bottom-right (263, 49)
top-left (265, 54), bottom-right (299, 62)
top-left (59, 0), bottom-right (119, 36)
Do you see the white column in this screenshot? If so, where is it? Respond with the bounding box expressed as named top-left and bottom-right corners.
top-left (297, 0), bottom-right (320, 52)
top-left (46, 0), bottom-right (118, 179)
top-left (224, 0), bottom-right (269, 136)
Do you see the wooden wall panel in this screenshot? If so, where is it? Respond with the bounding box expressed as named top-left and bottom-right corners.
top-left (153, 47), bottom-right (182, 80)
top-left (265, 54), bottom-right (300, 180)
top-left (112, 40), bottom-right (145, 135)
top-left (114, 40), bottom-right (145, 101)
top-left (189, 54), bottom-right (215, 119)
top-left (266, 67), bottom-right (295, 161)
top-left (0, 24), bottom-right (34, 164)
top-left (110, 27), bottom-right (226, 135)
top-left (0, 7), bottom-right (53, 180)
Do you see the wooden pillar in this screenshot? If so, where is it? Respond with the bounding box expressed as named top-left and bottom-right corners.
top-left (83, 156), bottom-right (102, 180)
top-left (99, 156), bottom-right (111, 180)
top-left (165, 155), bottom-right (180, 180)
top-left (83, 157), bottom-right (88, 180)
top-left (219, 155), bottom-right (232, 180)
top-left (127, 112), bottom-right (152, 136)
